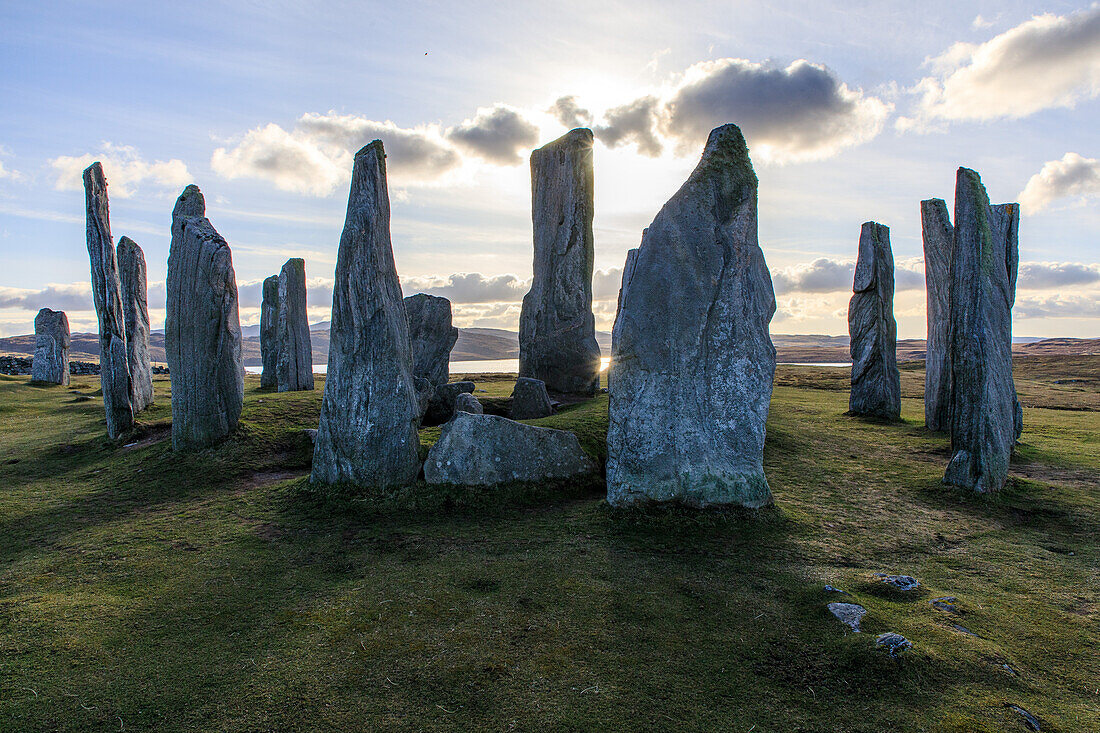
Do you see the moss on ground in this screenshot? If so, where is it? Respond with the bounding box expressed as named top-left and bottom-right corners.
top-left (0, 361), bottom-right (1096, 731)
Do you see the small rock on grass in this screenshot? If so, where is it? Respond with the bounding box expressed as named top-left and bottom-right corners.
top-left (1006, 704), bottom-right (1040, 731)
top-left (930, 596), bottom-right (958, 613)
top-left (875, 573), bottom-right (920, 591)
top-left (875, 632), bottom-right (912, 657)
top-left (827, 602), bottom-right (867, 632)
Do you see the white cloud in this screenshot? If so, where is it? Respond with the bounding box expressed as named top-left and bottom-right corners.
top-left (402, 272), bottom-right (529, 303)
top-left (1018, 153), bottom-right (1100, 213)
top-left (445, 104), bottom-right (540, 165)
top-left (49, 143), bottom-right (191, 198)
top-left (1015, 293), bottom-right (1100, 319)
top-left (0, 161), bottom-right (24, 182)
top-left (900, 6), bottom-right (1100, 129)
top-left (212, 123), bottom-right (347, 197)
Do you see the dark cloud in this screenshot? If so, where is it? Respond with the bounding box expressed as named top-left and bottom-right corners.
top-left (296, 113), bottom-right (460, 180)
top-left (402, 272), bottom-right (529, 303)
top-left (594, 96), bottom-right (664, 157)
top-left (0, 283), bottom-right (93, 312)
top-left (772, 258), bottom-right (924, 296)
top-left (548, 96), bottom-right (593, 129)
top-left (445, 105), bottom-right (540, 165)
top-left (1017, 262), bottom-right (1100, 289)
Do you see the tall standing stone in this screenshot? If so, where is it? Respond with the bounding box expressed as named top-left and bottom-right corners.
top-left (607, 124), bottom-right (776, 508)
top-left (921, 198), bottom-right (953, 432)
top-left (259, 275), bottom-right (280, 389)
top-left (519, 128), bottom-right (601, 395)
top-left (848, 222), bottom-right (901, 420)
top-left (117, 236), bottom-right (154, 412)
top-left (944, 168), bottom-right (1018, 493)
top-left (83, 162), bottom-right (134, 438)
top-left (311, 141), bottom-right (421, 488)
top-left (165, 185), bottom-right (244, 451)
top-left (404, 293), bottom-right (458, 387)
top-left (991, 202), bottom-right (1023, 443)
top-left (31, 308), bottom-right (70, 385)
top-left (276, 258), bottom-right (314, 392)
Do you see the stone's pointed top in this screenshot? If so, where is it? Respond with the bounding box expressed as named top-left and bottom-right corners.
top-left (956, 167), bottom-right (987, 197)
top-left (117, 235), bottom-right (140, 252)
top-left (690, 123), bottom-right (756, 189)
top-left (82, 161), bottom-right (106, 187)
top-left (538, 127), bottom-right (594, 152)
top-left (355, 140), bottom-right (386, 160)
top-left (173, 184), bottom-right (205, 221)
top-left (921, 197), bottom-right (947, 207)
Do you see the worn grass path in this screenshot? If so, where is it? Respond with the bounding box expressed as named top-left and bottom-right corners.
top-left (0, 360), bottom-right (1096, 732)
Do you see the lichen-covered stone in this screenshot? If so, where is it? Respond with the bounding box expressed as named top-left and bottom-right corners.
top-left (424, 412), bottom-right (594, 486)
top-left (117, 236), bottom-right (153, 412)
top-left (921, 198), bottom-right (954, 432)
top-left (31, 308), bottom-right (70, 385)
top-left (424, 381), bottom-right (476, 426)
top-left (848, 222), bottom-right (900, 420)
top-left (260, 275), bottom-right (280, 389)
top-left (404, 293), bottom-right (458, 387)
top-left (311, 142), bottom-right (421, 488)
top-left (607, 124), bottom-right (776, 508)
top-left (519, 128), bottom-right (601, 395)
top-left (510, 376), bottom-right (553, 419)
top-left (944, 169), bottom-right (1018, 493)
top-left (165, 185), bottom-right (245, 451)
top-left (276, 258), bottom-right (314, 392)
top-left (83, 162), bottom-right (134, 437)
top-left (455, 392), bottom-right (484, 415)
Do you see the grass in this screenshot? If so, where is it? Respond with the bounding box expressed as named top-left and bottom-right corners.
top-left (0, 360), bottom-right (1097, 732)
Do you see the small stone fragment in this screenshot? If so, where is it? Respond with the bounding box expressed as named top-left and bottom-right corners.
top-left (875, 632), bottom-right (912, 657)
top-left (848, 221), bottom-right (900, 420)
top-left (1006, 704), bottom-right (1040, 731)
top-left (260, 275), bottom-right (280, 389)
top-left (930, 596), bottom-right (958, 614)
top-left (424, 381), bottom-right (475, 426)
top-left (455, 392), bottom-right (484, 415)
top-left (276, 258), bottom-right (314, 392)
top-left (827, 602), bottom-right (867, 633)
top-left (510, 377), bottom-right (553, 419)
top-left (951, 623), bottom-right (978, 637)
top-left (117, 236), bottom-right (154, 412)
top-left (424, 412), bottom-right (594, 486)
top-left (824, 585), bottom-right (849, 595)
top-left (405, 293), bottom-right (458, 388)
top-left (875, 574), bottom-right (920, 591)
top-left (31, 308), bottom-right (70, 385)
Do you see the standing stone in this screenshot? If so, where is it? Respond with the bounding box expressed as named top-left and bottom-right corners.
top-left (423, 380), bottom-right (476, 426)
top-left (510, 377), bottom-right (553, 419)
top-left (31, 308), bottom-right (70, 385)
top-left (117, 236), bottom-right (154, 412)
top-left (519, 128), bottom-right (601, 395)
top-left (311, 141), bottom-right (421, 488)
top-left (276, 258), bottom-right (314, 392)
top-left (848, 222), bottom-right (901, 420)
top-left (165, 185), bottom-right (245, 451)
top-left (260, 275), bottom-right (280, 389)
top-left (991, 202), bottom-right (1023, 443)
top-left (921, 198), bottom-right (953, 432)
top-left (83, 162), bottom-right (134, 438)
top-left (404, 293), bottom-right (458, 387)
top-left (607, 124), bottom-right (775, 508)
top-left (944, 168), bottom-right (1018, 493)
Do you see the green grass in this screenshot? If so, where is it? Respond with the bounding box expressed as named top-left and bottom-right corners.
top-left (0, 362), bottom-right (1097, 732)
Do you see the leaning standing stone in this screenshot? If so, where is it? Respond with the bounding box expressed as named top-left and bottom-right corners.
top-left (519, 128), bottom-right (601, 395)
top-left (921, 198), bottom-right (953, 432)
top-left (311, 141), bottom-right (421, 488)
top-left (276, 258), bottom-right (314, 392)
top-left (31, 308), bottom-right (70, 385)
top-left (944, 168), bottom-right (1017, 493)
top-left (848, 222), bottom-right (901, 420)
top-left (607, 124), bottom-right (776, 508)
top-left (83, 162), bottom-right (134, 437)
top-left (165, 185), bottom-right (245, 451)
top-left (117, 236), bottom-right (154, 412)
top-left (260, 275), bottom-right (280, 389)
top-left (404, 293), bottom-right (458, 387)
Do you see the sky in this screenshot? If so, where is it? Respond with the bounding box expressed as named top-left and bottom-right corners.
top-left (0, 0), bottom-right (1098, 339)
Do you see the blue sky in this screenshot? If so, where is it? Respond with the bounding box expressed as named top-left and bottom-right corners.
top-left (1, 0), bottom-right (1098, 338)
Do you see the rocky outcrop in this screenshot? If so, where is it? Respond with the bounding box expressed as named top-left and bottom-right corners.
top-left (165, 185), bottom-right (244, 451)
top-left (276, 258), bottom-right (314, 392)
top-left (311, 141), bottom-right (421, 488)
top-left (424, 412), bottom-right (594, 485)
top-left (117, 236), bottom-right (154, 412)
top-left (848, 222), bottom-right (900, 420)
top-left (827, 602), bottom-right (867, 633)
top-left (607, 124), bottom-right (776, 508)
top-left (519, 128), bottom-right (601, 395)
top-left (510, 376), bottom-right (553, 419)
top-left (31, 308), bottom-right (70, 385)
top-left (454, 392), bottom-right (484, 414)
top-left (260, 275), bottom-right (280, 389)
top-left (404, 293), bottom-right (458, 387)
top-left (944, 168), bottom-right (1019, 493)
top-left (83, 162), bottom-right (134, 438)
top-left (423, 381), bottom-right (476, 426)
top-left (921, 198), bottom-right (953, 432)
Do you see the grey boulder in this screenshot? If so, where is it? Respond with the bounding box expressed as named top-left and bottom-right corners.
top-left (848, 221), bottom-right (900, 420)
top-left (405, 293), bottom-right (458, 388)
top-left (276, 258), bottom-right (314, 392)
top-left (83, 162), bottom-right (134, 437)
top-left (875, 632), bottom-right (912, 657)
top-left (311, 141), bottom-right (421, 488)
top-left (607, 124), bottom-right (776, 508)
top-left (424, 412), bottom-right (594, 486)
top-left (165, 185), bottom-right (245, 451)
top-left (117, 236), bottom-right (154, 412)
top-left (31, 308), bottom-right (70, 385)
top-left (424, 381), bottom-right (476, 426)
top-left (519, 128), bottom-right (601, 395)
top-left (510, 376), bottom-right (553, 419)
top-left (260, 275), bottom-right (280, 389)
top-left (827, 602), bottom-right (867, 633)
top-left (455, 392), bottom-right (484, 414)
